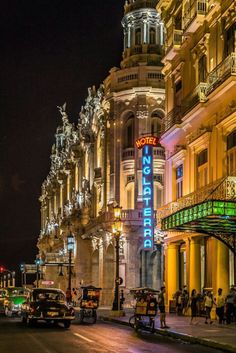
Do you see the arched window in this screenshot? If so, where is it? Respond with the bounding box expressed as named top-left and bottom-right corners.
top-left (124, 114), bottom-right (135, 148)
top-left (227, 130), bottom-right (236, 176)
top-left (150, 28), bottom-right (156, 44)
top-left (151, 110), bottom-right (163, 136)
top-left (135, 28), bottom-right (141, 45)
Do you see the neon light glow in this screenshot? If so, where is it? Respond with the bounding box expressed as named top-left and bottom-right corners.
top-left (136, 136), bottom-right (159, 149)
top-left (142, 145), bottom-right (154, 250)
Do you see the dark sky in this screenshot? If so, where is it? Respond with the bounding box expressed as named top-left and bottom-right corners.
top-left (0, 0), bottom-right (123, 273)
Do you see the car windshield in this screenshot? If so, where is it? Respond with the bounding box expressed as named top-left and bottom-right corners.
top-left (34, 291), bottom-right (65, 302)
top-left (8, 288), bottom-right (28, 297)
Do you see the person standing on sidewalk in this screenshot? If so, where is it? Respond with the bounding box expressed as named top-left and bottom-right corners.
top-left (226, 287), bottom-right (236, 324)
top-left (204, 291), bottom-right (214, 324)
top-left (158, 286), bottom-right (170, 329)
top-left (189, 289), bottom-right (199, 325)
top-left (215, 288), bottom-right (225, 324)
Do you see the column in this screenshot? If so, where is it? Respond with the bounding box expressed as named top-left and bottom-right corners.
top-left (216, 241), bottom-right (229, 295)
top-left (74, 163), bottom-right (79, 192)
top-left (189, 237), bottom-right (201, 293)
top-left (167, 243), bottom-right (179, 304)
top-left (60, 183), bottom-right (64, 215)
top-left (67, 174), bottom-right (71, 201)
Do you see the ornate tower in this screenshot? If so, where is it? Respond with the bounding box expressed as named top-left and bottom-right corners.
top-left (121, 0), bottom-right (164, 68)
top-left (103, 0), bottom-right (166, 291)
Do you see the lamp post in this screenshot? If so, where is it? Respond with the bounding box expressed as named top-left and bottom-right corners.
top-left (112, 205), bottom-right (123, 312)
top-left (67, 233), bottom-right (75, 294)
top-left (35, 258), bottom-right (41, 288)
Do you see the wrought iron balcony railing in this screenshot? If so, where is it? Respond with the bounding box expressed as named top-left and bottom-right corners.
top-left (165, 29), bottom-right (183, 56)
top-left (183, 0), bottom-right (209, 31)
top-left (206, 52), bottom-right (236, 95)
top-left (157, 176), bottom-right (236, 226)
top-left (162, 106), bottom-right (182, 134)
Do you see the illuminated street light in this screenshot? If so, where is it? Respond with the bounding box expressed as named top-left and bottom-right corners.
top-left (112, 205), bottom-right (123, 313)
top-left (67, 232), bottom-right (75, 294)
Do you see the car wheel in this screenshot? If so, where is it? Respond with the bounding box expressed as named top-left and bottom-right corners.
top-left (64, 320), bottom-right (71, 329)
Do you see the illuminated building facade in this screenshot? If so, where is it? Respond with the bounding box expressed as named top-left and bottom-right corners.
top-left (37, 0), bottom-right (166, 305)
top-left (156, 0), bottom-right (236, 306)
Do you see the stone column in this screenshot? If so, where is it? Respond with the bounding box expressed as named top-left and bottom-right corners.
top-left (216, 241), bottom-right (229, 295)
top-left (189, 237), bottom-right (201, 293)
top-left (67, 174), bottom-right (71, 201)
top-left (167, 243), bottom-right (179, 303)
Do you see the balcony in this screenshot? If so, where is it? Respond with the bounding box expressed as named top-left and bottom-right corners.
top-left (183, 0), bottom-right (209, 33)
top-left (122, 148), bottom-right (135, 160)
top-left (182, 82), bottom-right (208, 115)
top-left (165, 29), bottom-right (183, 61)
top-left (157, 176), bottom-right (236, 228)
top-left (153, 147), bottom-right (165, 159)
top-left (206, 53), bottom-right (236, 96)
top-left (162, 106), bottom-right (182, 134)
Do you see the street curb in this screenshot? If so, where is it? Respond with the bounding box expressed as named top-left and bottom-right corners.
top-left (100, 316), bottom-right (236, 353)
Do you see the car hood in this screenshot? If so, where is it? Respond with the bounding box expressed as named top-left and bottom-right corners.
top-left (34, 301), bottom-right (69, 310)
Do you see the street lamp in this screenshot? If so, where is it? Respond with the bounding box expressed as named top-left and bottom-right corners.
top-left (35, 258), bottom-right (41, 288)
top-left (67, 232), bottom-right (75, 294)
top-left (112, 205), bottom-right (123, 312)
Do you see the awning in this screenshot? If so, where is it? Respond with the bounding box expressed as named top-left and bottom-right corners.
top-left (161, 200), bottom-right (236, 233)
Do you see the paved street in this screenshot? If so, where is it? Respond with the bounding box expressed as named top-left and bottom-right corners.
top-left (0, 316), bottom-right (225, 353)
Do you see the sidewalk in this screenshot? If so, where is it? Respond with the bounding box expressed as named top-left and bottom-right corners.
top-left (74, 307), bottom-right (236, 353)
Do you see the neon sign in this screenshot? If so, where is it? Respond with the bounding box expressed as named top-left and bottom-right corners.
top-left (136, 136), bottom-right (158, 149)
top-left (142, 144), bottom-right (154, 250)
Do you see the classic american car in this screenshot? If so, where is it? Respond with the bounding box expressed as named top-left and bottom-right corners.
top-left (21, 288), bottom-right (75, 328)
top-left (3, 287), bottom-right (29, 317)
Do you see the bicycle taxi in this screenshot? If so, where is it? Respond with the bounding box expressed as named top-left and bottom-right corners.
top-left (78, 286), bottom-right (102, 324)
top-left (129, 287), bottom-right (159, 333)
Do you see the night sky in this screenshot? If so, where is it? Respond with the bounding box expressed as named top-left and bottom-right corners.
top-left (0, 0), bottom-right (123, 274)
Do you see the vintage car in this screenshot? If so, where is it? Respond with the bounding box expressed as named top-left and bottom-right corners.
top-left (3, 287), bottom-right (29, 317)
top-left (21, 288), bottom-right (75, 328)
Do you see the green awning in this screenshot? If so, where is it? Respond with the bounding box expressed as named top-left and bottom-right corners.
top-left (161, 200), bottom-right (236, 233)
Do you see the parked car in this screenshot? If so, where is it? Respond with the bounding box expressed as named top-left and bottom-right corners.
top-left (4, 287), bottom-right (30, 317)
top-left (21, 288), bottom-right (75, 328)
top-left (0, 289), bottom-right (8, 314)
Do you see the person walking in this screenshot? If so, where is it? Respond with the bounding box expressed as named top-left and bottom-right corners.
top-left (204, 291), bottom-right (214, 324)
top-left (182, 286), bottom-right (189, 315)
top-left (189, 289), bottom-right (199, 325)
top-left (72, 288), bottom-right (77, 307)
top-left (215, 288), bottom-right (225, 324)
top-left (158, 286), bottom-right (169, 329)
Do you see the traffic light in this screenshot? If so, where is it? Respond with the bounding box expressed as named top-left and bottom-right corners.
top-left (20, 263), bottom-right (25, 272)
top-left (0, 266), bottom-right (5, 273)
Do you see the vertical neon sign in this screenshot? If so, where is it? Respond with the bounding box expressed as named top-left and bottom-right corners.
top-left (136, 136), bottom-right (158, 250)
top-left (142, 145), bottom-right (154, 250)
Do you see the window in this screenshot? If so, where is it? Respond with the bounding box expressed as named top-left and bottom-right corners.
top-left (135, 28), bottom-right (141, 45)
top-left (197, 149), bottom-right (208, 188)
top-left (176, 164), bottom-right (183, 199)
top-left (127, 175), bottom-right (135, 184)
top-left (149, 28), bottom-right (156, 44)
top-left (124, 115), bottom-right (134, 148)
top-left (198, 54), bottom-right (207, 82)
top-left (197, 149), bottom-right (208, 167)
top-left (227, 130), bottom-right (236, 176)
top-left (224, 24), bottom-right (236, 58)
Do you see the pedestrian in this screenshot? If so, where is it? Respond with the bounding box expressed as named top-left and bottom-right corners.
top-left (120, 289), bottom-right (125, 310)
top-left (66, 288), bottom-right (72, 304)
top-left (189, 289), bottom-right (199, 325)
top-left (182, 286), bottom-right (189, 315)
top-left (215, 288), bottom-right (225, 324)
top-left (226, 287), bottom-right (236, 324)
top-left (72, 288), bottom-right (77, 307)
top-left (158, 286), bottom-right (169, 329)
top-left (204, 291), bottom-right (214, 324)
top-left (174, 288), bottom-right (183, 316)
